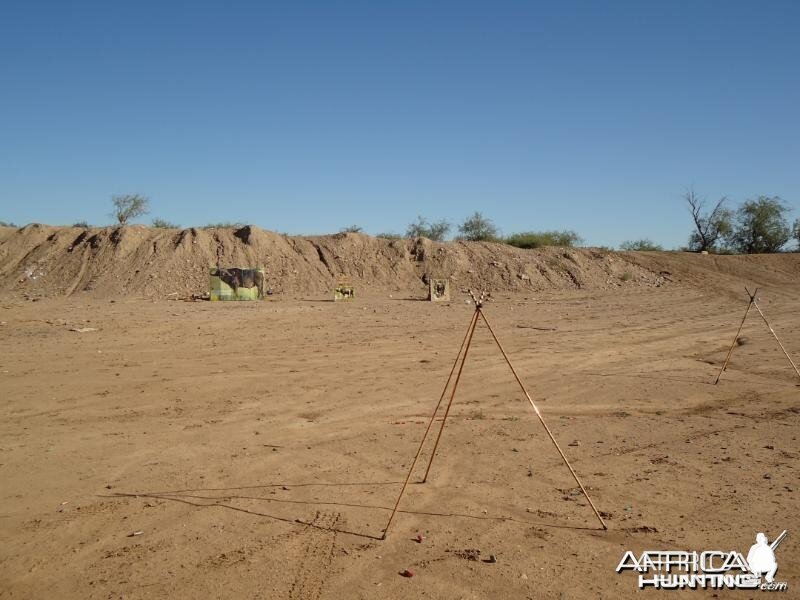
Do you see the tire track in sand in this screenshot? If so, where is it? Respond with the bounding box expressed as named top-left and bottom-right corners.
top-left (287, 511), bottom-right (340, 600)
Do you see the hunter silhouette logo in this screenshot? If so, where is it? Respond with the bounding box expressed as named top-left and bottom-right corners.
top-left (616, 530), bottom-right (788, 591)
top-left (747, 531), bottom-right (786, 584)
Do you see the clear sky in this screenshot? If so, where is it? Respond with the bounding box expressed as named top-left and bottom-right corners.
top-left (1, 1), bottom-right (798, 248)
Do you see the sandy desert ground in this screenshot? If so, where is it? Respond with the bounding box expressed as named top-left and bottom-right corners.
top-left (1, 279), bottom-right (798, 599)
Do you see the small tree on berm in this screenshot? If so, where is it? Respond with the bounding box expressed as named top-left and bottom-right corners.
top-left (457, 212), bottom-right (498, 241)
top-left (406, 216), bottom-right (451, 241)
top-left (112, 194), bottom-right (150, 225)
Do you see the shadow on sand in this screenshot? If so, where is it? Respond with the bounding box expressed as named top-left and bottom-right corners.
top-left (105, 479), bottom-right (603, 540)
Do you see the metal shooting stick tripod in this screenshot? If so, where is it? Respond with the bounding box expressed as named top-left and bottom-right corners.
top-left (381, 290), bottom-right (607, 539)
top-left (715, 287), bottom-right (800, 385)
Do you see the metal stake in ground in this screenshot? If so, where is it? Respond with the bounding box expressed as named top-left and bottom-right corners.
top-left (477, 308), bottom-right (607, 531)
top-left (380, 307), bottom-right (480, 540)
top-left (715, 287), bottom-right (800, 384)
top-left (752, 296), bottom-right (800, 381)
top-left (382, 290), bottom-right (607, 539)
top-left (714, 287), bottom-right (757, 385)
top-left (420, 307), bottom-right (479, 483)
top-left (420, 290), bottom-right (486, 483)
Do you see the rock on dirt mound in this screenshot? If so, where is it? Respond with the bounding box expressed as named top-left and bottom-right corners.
top-left (0, 224), bottom-right (796, 300)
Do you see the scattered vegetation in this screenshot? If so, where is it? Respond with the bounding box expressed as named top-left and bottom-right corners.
top-left (111, 194), bottom-right (150, 225)
top-left (684, 188), bottom-right (733, 252)
top-left (505, 230), bottom-right (582, 249)
top-left (152, 218), bottom-right (180, 229)
top-left (406, 216), bottom-right (451, 241)
top-left (683, 191), bottom-right (794, 254)
top-left (726, 196), bottom-right (791, 254)
top-left (620, 239), bottom-right (663, 251)
top-left (201, 222), bottom-right (246, 229)
top-left (0, 221), bottom-right (18, 227)
top-left (44, 195), bottom-right (797, 256)
top-left (456, 211), bottom-right (499, 241)
top-left (793, 218), bottom-right (800, 251)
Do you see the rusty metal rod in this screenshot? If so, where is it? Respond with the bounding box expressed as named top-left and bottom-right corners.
top-left (381, 308), bottom-right (480, 539)
top-left (714, 293), bottom-right (755, 385)
top-left (477, 308), bottom-right (608, 531)
top-left (417, 309), bottom-right (481, 483)
top-left (752, 300), bottom-right (800, 381)
top-left (421, 310), bottom-right (481, 483)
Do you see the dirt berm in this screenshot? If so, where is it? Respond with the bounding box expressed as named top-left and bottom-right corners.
top-left (0, 224), bottom-right (797, 299)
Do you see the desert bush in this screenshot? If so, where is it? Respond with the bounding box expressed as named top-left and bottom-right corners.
top-left (505, 230), bottom-right (582, 249)
top-left (620, 239), bottom-right (663, 251)
top-left (201, 222), bottom-right (245, 229)
top-left (727, 196), bottom-right (791, 253)
top-left (456, 211), bottom-right (498, 241)
top-left (793, 218), bottom-right (800, 251)
top-left (340, 225), bottom-right (363, 233)
top-left (111, 194), bottom-right (149, 224)
top-left (152, 218), bottom-right (180, 229)
top-left (406, 216), bottom-right (451, 241)
top-left (72, 221), bottom-right (90, 228)
top-left (376, 232), bottom-right (402, 239)
top-left (0, 221), bottom-right (18, 227)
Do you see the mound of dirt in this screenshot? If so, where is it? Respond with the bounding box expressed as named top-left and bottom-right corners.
top-left (0, 224), bottom-right (797, 299)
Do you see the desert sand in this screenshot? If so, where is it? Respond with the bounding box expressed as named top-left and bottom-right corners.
top-left (0, 227), bottom-right (798, 599)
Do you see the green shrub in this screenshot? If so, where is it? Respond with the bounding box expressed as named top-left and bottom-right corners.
top-left (620, 239), bottom-right (663, 251)
top-left (727, 196), bottom-right (791, 253)
top-left (201, 222), bottom-right (245, 229)
top-left (376, 232), bottom-right (402, 240)
top-left (794, 218), bottom-right (800, 251)
top-left (152, 218), bottom-right (180, 229)
top-left (505, 230), bottom-right (582, 248)
top-left (406, 216), bottom-right (451, 241)
top-left (456, 212), bottom-right (499, 241)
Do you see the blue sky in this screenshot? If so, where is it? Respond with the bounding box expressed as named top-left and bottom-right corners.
top-left (1, 1), bottom-right (798, 247)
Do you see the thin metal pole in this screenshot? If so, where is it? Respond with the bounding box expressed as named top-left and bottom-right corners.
top-left (478, 308), bottom-right (607, 531)
top-left (421, 310), bottom-right (480, 483)
top-left (416, 309), bottom-right (480, 483)
top-left (381, 309), bottom-right (480, 540)
top-left (714, 294), bottom-right (754, 385)
top-left (752, 300), bottom-right (800, 381)
top-left (418, 309), bottom-right (480, 457)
